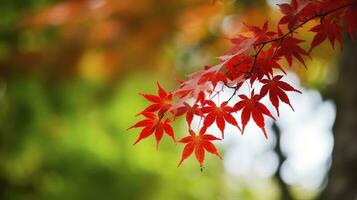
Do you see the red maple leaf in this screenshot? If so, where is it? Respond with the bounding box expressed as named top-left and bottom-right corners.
top-left (250, 46), bottom-right (285, 83)
top-left (171, 65), bottom-right (224, 110)
top-left (278, 0), bottom-right (312, 30)
top-left (260, 75), bottom-right (302, 116)
top-left (343, 3), bottom-right (357, 41)
top-left (245, 21), bottom-right (276, 45)
top-left (310, 17), bottom-right (343, 52)
top-left (199, 71), bottom-right (227, 90)
top-left (225, 35), bottom-right (257, 57)
top-left (138, 83), bottom-right (172, 116)
top-left (201, 100), bottom-right (241, 138)
top-left (178, 129), bottom-right (222, 167)
top-left (175, 102), bottom-right (203, 127)
top-left (224, 53), bottom-right (253, 80)
top-left (128, 112), bottom-right (175, 149)
top-left (314, 0), bottom-right (353, 14)
top-left (233, 91), bottom-right (275, 139)
top-left (274, 34), bottom-right (309, 67)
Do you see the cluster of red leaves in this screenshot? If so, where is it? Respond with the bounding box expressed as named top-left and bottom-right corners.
top-left (129, 0), bottom-right (357, 168)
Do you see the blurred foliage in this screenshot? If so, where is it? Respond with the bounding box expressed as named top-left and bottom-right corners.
top-left (0, 75), bottom-right (225, 199)
top-left (0, 0), bottom-right (339, 199)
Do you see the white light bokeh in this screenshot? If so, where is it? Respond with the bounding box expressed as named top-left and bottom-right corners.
top-left (276, 74), bottom-right (335, 190)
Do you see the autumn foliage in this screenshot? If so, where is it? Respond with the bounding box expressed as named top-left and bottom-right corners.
top-left (129, 0), bottom-right (357, 168)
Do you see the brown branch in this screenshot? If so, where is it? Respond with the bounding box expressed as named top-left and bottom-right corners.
top-left (227, 87), bottom-right (238, 102)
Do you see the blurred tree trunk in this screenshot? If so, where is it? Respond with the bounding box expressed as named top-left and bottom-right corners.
top-left (319, 39), bottom-right (357, 200)
top-left (273, 123), bottom-right (294, 200)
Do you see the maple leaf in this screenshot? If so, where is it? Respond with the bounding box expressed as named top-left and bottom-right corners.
top-left (343, 3), bottom-right (357, 41)
top-left (274, 34), bottom-right (309, 67)
top-left (310, 17), bottom-right (343, 52)
top-left (178, 129), bottom-right (222, 167)
top-left (278, 0), bottom-right (312, 30)
top-left (273, 27), bottom-right (309, 68)
top-left (225, 35), bottom-right (257, 57)
top-left (138, 83), bottom-right (172, 116)
top-left (199, 71), bottom-right (227, 90)
top-left (233, 91), bottom-right (275, 139)
top-left (201, 100), bottom-right (241, 138)
top-left (314, 0), bottom-right (353, 14)
top-left (251, 46), bottom-right (285, 83)
top-left (171, 65), bottom-right (224, 110)
top-left (175, 102), bottom-right (203, 127)
top-left (260, 75), bottom-right (302, 116)
top-left (245, 21), bottom-right (276, 45)
top-left (224, 53), bottom-right (253, 79)
top-left (128, 112), bottom-right (175, 149)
